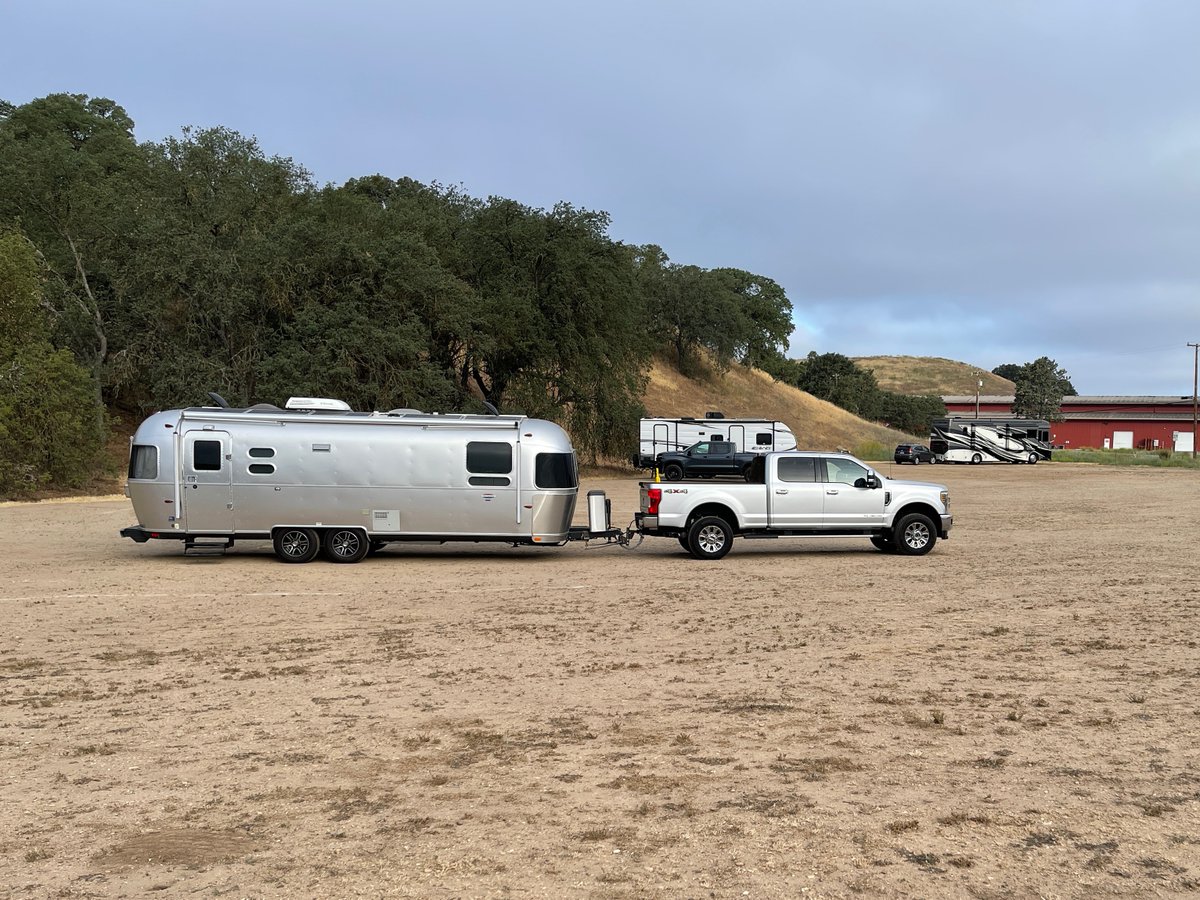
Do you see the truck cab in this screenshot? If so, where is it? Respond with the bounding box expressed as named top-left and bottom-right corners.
top-left (655, 441), bottom-right (756, 481)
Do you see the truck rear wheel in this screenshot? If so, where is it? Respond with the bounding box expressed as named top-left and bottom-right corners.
top-left (273, 527), bottom-right (320, 563)
top-left (322, 527), bottom-right (370, 563)
top-left (687, 516), bottom-right (733, 561)
top-left (894, 513), bottom-right (936, 556)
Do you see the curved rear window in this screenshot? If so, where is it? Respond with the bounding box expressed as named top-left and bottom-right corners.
top-left (128, 445), bottom-right (158, 479)
top-left (535, 453), bottom-right (577, 489)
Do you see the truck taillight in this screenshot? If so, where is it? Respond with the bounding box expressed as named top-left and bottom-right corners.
top-left (646, 487), bottom-right (662, 515)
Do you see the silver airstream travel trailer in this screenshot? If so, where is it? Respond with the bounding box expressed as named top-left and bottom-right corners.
top-left (121, 396), bottom-right (608, 563)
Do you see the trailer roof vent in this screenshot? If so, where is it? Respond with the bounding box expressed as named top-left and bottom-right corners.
top-left (285, 397), bottom-right (352, 412)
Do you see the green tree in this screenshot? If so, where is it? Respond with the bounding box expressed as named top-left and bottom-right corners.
top-left (0, 229), bottom-right (104, 496)
top-left (0, 94), bottom-right (144, 409)
top-left (1013, 356), bottom-right (1073, 420)
top-left (991, 363), bottom-right (1023, 382)
top-left (794, 352), bottom-right (882, 417)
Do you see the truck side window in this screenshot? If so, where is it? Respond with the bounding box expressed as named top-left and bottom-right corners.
top-left (824, 458), bottom-right (869, 485)
top-left (193, 440), bottom-right (222, 471)
top-left (777, 457), bottom-right (816, 483)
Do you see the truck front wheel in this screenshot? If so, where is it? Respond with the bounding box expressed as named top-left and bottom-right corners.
top-left (894, 513), bottom-right (936, 556)
top-left (664, 464), bottom-right (684, 481)
top-left (687, 516), bottom-right (733, 561)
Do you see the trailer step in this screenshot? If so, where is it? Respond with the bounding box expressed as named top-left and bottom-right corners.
top-left (184, 537), bottom-right (234, 556)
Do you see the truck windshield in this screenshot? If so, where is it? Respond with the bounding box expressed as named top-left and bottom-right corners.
top-left (535, 453), bottom-right (577, 489)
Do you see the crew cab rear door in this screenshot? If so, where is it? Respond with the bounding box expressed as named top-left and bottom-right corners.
top-left (766, 455), bottom-right (824, 528)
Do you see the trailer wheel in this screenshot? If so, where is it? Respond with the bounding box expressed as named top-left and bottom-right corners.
top-left (273, 527), bottom-right (320, 563)
top-left (687, 516), bottom-right (733, 561)
top-left (894, 513), bottom-right (936, 556)
top-left (870, 534), bottom-right (897, 553)
top-left (970, 453), bottom-right (983, 465)
top-left (322, 527), bottom-right (370, 563)
top-left (664, 464), bottom-right (684, 482)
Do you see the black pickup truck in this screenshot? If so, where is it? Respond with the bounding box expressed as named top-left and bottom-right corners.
top-left (655, 441), bottom-right (757, 481)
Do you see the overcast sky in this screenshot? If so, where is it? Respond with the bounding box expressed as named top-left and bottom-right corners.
top-left (6, 1), bottom-right (1200, 395)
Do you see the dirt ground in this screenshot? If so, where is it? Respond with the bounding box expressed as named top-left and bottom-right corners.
top-left (1, 463), bottom-right (1198, 898)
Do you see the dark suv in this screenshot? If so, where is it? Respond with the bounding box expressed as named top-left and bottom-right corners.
top-left (894, 443), bottom-right (937, 465)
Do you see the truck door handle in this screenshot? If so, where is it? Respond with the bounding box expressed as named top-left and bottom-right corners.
top-left (775, 489), bottom-right (788, 494)
top-left (826, 489), bottom-right (839, 495)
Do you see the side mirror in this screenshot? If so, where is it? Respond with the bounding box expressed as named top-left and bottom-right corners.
top-left (859, 475), bottom-right (881, 489)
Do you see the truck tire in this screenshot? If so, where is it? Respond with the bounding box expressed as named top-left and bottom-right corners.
top-left (870, 534), bottom-right (896, 553)
top-left (894, 513), bottom-right (936, 556)
top-left (322, 527), bottom-right (370, 563)
top-left (273, 527), bottom-right (320, 563)
top-left (687, 516), bottom-right (733, 561)
top-left (664, 464), bottom-right (684, 481)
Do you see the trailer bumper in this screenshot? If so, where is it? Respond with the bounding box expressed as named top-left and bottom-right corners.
top-left (120, 525), bottom-right (182, 543)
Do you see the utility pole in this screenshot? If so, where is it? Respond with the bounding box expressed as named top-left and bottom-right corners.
top-left (1190, 342), bottom-right (1199, 459)
top-left (974, 376), bottom-right (982, 419)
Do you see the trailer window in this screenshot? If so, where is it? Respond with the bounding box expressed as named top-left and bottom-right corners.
top-left (467, 442), bottom-right (512, 474)
top-left (756, 432), bottom-right (773, 445)
top-left (248, 464), bottom-right (275, 475)
top-left (777, 456), bottom-right (815, 483)
top-left (128, 445), bottom-right (158, 480)
top-left (535, 453), bottom-right (577, 489)
top-left (193, 440), bottom-right (222, 471)
top-left (249, 447), bottom-right (275, 458)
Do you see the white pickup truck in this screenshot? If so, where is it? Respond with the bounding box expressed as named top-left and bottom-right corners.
top-left (635, 451), bottom-right (952, 560)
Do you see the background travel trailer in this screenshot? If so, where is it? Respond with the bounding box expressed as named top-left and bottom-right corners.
top-left (633, 414), bottom-right (797, 468)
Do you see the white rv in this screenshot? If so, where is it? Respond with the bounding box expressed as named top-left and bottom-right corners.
top-left (930, 417), bottom-right (1052, 464)
top-left (633, 414), bottom-right (797, 468)
top-left (121, 397), bottom-right (616, 562)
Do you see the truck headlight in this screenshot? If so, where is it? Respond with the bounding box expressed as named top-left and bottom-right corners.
top-left (940, 490), bottom-right (950, 510)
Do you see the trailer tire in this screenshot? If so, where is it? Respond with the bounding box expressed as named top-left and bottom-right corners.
top-left (273, 527), bottom-right (320, 563)
top-left (664, 464), bottom-right (684, 482)
top-left (687, 516), bottom-right (733, 561)
top-left (894, 513), bottom-right (936, 556)
top-left (322, 527), bottom-right (370, 563)
top-left (970, 453), bottom-right (983, 465)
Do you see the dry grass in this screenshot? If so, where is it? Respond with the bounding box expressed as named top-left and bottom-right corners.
top-left (853, 355), bottom-right (1016, 396)
top-left (642, 357), bottom-right (922, 448)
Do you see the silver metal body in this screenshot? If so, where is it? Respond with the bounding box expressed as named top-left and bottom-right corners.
top-left (125, 406), bottom-right (579, 545)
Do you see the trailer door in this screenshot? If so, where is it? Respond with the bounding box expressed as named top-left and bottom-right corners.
top-left (182, 431), bottom-right (234, 532)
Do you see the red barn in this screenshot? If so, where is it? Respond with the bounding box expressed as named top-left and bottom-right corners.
top-left (941, 395), bottom-right (1198, 452)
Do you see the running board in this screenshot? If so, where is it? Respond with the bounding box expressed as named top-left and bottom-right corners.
top-left (184, 537), bottom-right (234, 556)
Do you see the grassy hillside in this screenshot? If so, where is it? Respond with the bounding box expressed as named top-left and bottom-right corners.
top-left (854, 356), bottom-right (1015, 396)
top-left (642, 358), bottom-right (922, 455)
